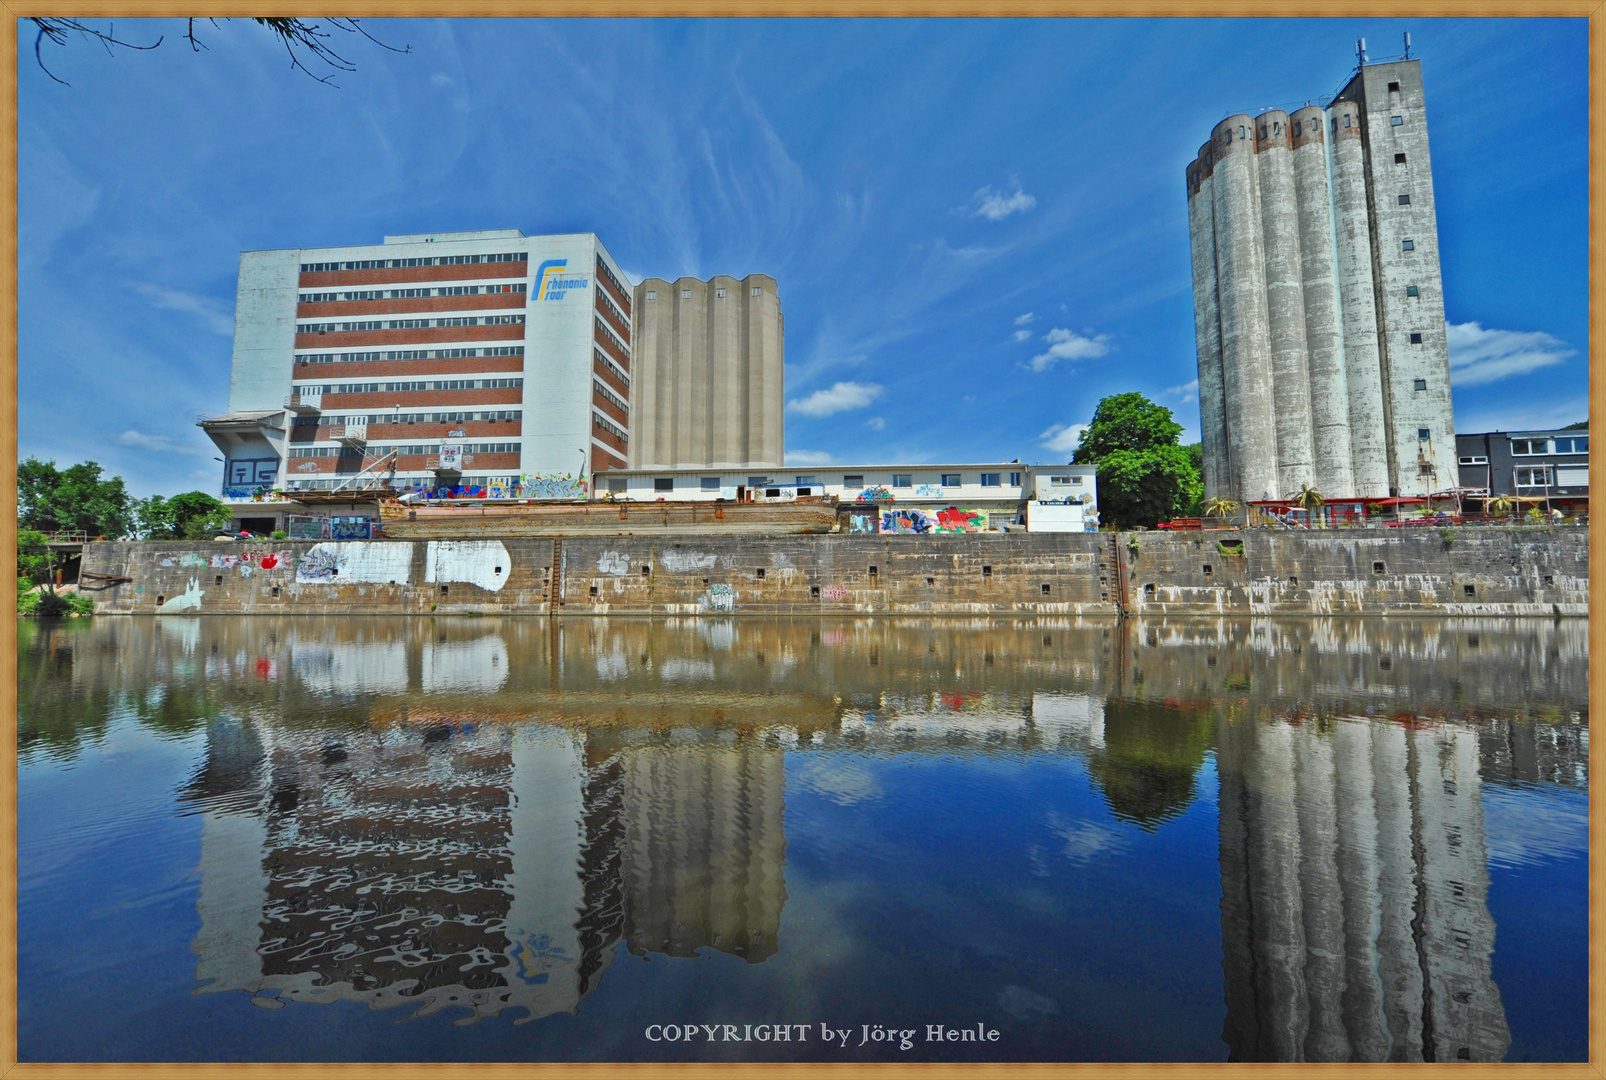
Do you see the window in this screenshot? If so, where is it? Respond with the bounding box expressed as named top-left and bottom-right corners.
top-left (794, 475), bottom-right (817, 485)
top-left (1516, 466), bottom-right (1552, 487)
top-left (1414, 379), bottom-right (1428, 391)
top-left (941, 473), bottom-right (961, 486)
top-left (654, 477), bottom-right (674, 492)
top-left (1406, 285), bottom-right (1419, 297)
top-left (1402, 239), bottom-right (1415, 251)
top-left (1258, 125), bottom-right (1267, 139)
top-left (747, 476), bottom-right (769, 487)
top-left (980, 473), bottom-right (1001, 487)
top-left (607, 477), bottom-right (627, 494)
top-left (1460, 456), bottom-right (1488, 465)
top-left (1418, 428), bottom-right (1431, 441)
top-left (1555, 437), bottom-right (1589, 454)
top-left (1238, 125), bottom-right (1245, 138)
top-left (751, 286), bottom-right (762, 296)
top-left (1397, 194), bottom-right (1411, 205)
top-left (1511, 438), bottom-right (1549, 456)
top-left (1388, 80), bottom-right (1401, 92)
top-left (646, 290), bottom-right (656, 300)
top-left (1395, 152), bottom-right (1407, 164)
top-left (681, 289), bottom-right (691, 298)
top-left (1409, 332), bottom-right (1423, 344)
top-left (892, 473), bottom-right (912, 488)
top-left (843, 474), bottom-right (864, 487)
top-left (1294, 121), bottom-right (1302, 136)
top-left (1009, 472), bottom-right (1022, 486)
top-left (701, 477), bottom-right (721, 491)
top-left (1390, 115), bottom-right (1404, 126)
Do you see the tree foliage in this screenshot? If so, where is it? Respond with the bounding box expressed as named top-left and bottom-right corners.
top-left (18, 458), bottom-right (133, 538)
top-left (29, 17), bottom-right (409, 86)
top-left (1069, 393), bottom-right (1203, 529)
top-left (135, 491), bottom-right (232, 540)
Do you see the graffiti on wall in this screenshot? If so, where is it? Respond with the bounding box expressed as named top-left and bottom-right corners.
top-left (597, 551), bottom-right (630, 576)
top-left (296, 542), bottom-right (414, 585)
top-left (209, 550), bottom-right (292, 573)
top-left (881, 508), bottom-right (937, 534)
top-left (912, 484), bottom-right (944, 498)
top-left (935, 507), bottom-right (988, 534)
top-left (848, 514), bottom-right (879, 534)
top-left (661, 550), bottom-right (718, 573)
top-left (519, 473), bottom-right (588, 500)
top-left (697, 583), bottom-right (736, 614)
top-left (425, 540), bottom-right (510, 593)
top-left (854, 485), bottom-right (895, 503)
top-left (222, 486), bottom-right (291, 501)
top-left (157, 579), bottom-right (205, 613)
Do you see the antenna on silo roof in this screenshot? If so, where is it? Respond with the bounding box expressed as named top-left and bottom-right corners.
top-left (1403, 32), bottom-right (1412, 59)
top-left (1356, 38), bottom-right (1367, 66)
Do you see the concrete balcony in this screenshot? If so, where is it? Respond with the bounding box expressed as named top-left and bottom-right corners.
top-left (331, 424), bottom-right (367, 450)
top-left (285, 392), bottom-right (322, 415)
top-left (426, 454), bottom-right (473, 474)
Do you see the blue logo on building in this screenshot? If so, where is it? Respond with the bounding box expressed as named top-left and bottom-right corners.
top-left (534, 259), bottom-right (590, 301)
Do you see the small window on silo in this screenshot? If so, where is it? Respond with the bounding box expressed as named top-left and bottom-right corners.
top-left (1344, 115), bottom-right (1351, 127)
top-left (1294, 121), bottom-right (1302, 136)
top-left (1390, 115), bottom-right (1404, 126)
top-left (1410, 333), bottom-right (1423, 344)
top-left (1414, 379), bottom-right (1428, 391)
top-left (1418, 428), bottom-right (1431, 441)
top-left (646, 290), bottom-right (656, 300)
top-left (1395, 153), bottom-right (1407, 164)
top-left (1406, 285), bottom-right (1419, 297)
top-left (1388, 81), bottom-right (1400, 92)
top-left (1258, 125), bottom-right (1266, 138)
top-left (681, 289), bottom-right (691, 298)
top-left (1402, 239), bottom-right (1415, 251)
top-left (1398, 194), bottom-right (1411, 205)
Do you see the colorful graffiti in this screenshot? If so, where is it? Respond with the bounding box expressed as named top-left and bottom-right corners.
top-left (854, 485), bottom-right (894, 503)
top-left (912, 484), bottom-right (944, 498)
top-left (697, 583), bottom-right (736, 614)
top-left (880, 508), bottom-right (937, 534)
top-left (935, 507), bottom-right (987, 534)
top-left (519, 473), bottom-right (588, 500)
top-left (848, 514), bottom-right (879, 534)
top-left (222, 486), bottom-right (291, 502)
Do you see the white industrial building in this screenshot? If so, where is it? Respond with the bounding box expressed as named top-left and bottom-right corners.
top-left (1187, 47), bottom-right (1458, 503)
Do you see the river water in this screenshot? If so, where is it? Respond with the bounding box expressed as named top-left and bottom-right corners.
top-left (16, 615), bottom-right (1587, 1063)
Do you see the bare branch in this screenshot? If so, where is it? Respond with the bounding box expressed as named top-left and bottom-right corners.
top-left (30, 18), bottom-right (163, 86)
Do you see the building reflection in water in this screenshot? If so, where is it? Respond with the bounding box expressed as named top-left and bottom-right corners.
top-left (24, 615), bottom-right (1574, 1053)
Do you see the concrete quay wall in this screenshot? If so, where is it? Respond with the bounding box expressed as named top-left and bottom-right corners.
top-left (77, 528), bottom-right (1585, 617)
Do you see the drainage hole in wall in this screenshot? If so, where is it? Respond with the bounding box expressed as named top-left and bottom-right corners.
top-left (926, 576), bottom-right (935, 585)
top-left (1373, 561), bottom-right (1386, 574)
top-left (1202, 564), bottom-right (1213, 576)
top-left (982, 565), bottom-right (992, 577)
top-left (756, 568), bottom-right (766, 579)
top-left (1379, 657), bottom-right (1392, 670)
top-left (215, 575), bottom-right (223, 585)
top-left (1288, 576), bottom-right (1298, 586)
top-left (869, 565), bottom-right (878, 578)
top-left (440, 585), bottom-right (449, 596)
top-left (642, 566), bottom-right (651, 576)
top-left (1467, 635), bottom-right (1479, 647)
top-left (156, 595), bottom-right (164, 605)
top-left (1041, 583), bottom-right (1051, 595)
top-left (1463, 584), bottom-right (1475, 597)
top-left (1144, 583), bottom-right (1156, 598)
top-left (1042, 635), bottom-right (1052, 646)
top-left (272, 586), bottom-right (280, 597)
top-left (810, 585), bottom-right (820, 598)
top-left (1543, 575), bottom-right (1554, 586)
top-left (590, 584), bottom-right (598, 596)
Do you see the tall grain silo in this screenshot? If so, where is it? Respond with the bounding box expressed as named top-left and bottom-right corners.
top-left (1187, 143), bottom-right (1230, 499)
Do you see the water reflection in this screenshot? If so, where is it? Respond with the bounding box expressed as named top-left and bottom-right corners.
top-left (16, 615), bottom-right (1588, 1059)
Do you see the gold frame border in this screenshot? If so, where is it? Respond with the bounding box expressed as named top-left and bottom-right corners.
top-left (0, 6), bottom-right (1599, 1078)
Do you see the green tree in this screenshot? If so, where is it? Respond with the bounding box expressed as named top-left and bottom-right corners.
top-left (18, 458), bottom-right (133, 537)
top-left (135, 491), bottom-right (232, 539)
top-left (1069, 393), bottom-right (1203, 529)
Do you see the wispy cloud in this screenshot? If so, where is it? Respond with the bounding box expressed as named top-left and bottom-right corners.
top-left (131, 283), bottom-right (234, 336)
top-left (865, 416), bottom-right (886, 430)
top-left (1014, 312), bottom-right (1034, 326)
top-left (786, 449), bottom-right (835, 466)
top-left (1029, 327), bottom-right (1111, 373)
top-left (1039, 422), bottom-right (1087, 456)
top-left (973, 179), bottom-right (1036, 221)
top-left (1013, 329), bottom-right (1033, 342)
top-left (1447, 321), bottom-right (1575, 386)
top-left (117, 430), bottom-right (214, 457)
top-left (788, 380), bottom-right (883, 417)
top-left (1164, 378), bottom-right (1199, 404)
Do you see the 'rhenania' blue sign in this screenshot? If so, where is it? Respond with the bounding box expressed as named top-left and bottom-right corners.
top-left (534, 259), bottom-right (590, 301)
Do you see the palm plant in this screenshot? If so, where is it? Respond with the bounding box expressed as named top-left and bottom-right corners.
top-left (1204, 496), bottom-right (1239, 522)
top-left (1487, 494), bottom-right (1515, 520)
top-left (1287, 484), bottom-right (1323, 527)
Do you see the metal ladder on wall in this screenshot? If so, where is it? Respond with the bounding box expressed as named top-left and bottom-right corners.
top-left (549, 538), bottom-right (566, 610)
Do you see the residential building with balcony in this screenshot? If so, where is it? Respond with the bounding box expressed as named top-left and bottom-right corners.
top-left (199, 229), bottom-right (635, 512)
top-left (1455, 428), bottom-right (1589, 515)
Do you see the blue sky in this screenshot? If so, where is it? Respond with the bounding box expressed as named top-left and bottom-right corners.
top-left (19, 17), bottom-right (1587, 496)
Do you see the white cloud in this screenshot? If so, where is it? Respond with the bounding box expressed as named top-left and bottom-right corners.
top-left (1164, 378), bottom-right (1199, 404)
top-left (117, 430), bottom-right (214, 457)
top-left (865, 416), bottom-right (886, 431)
top-left (786, 449), bottom-right (835, 466)
top-left (973, 180), bottom-right (1037, 221)
top-left (431, 72), bottom-right (454, 86)
top-left (1012, 329), bottom-right (1033, 342)
top-left (1029, 327), bottom-right (1111, 372)
top-left (1014, 312), bottom-right (1035, 326)
top-left (1446, 321), bottom-right (1575, 386)
top-left (788, 380), bottom-right (883, 417)
top-left (131, 283), bottom-right (234, 336)
top-left (1039, 422), bottom-right (1088, 456)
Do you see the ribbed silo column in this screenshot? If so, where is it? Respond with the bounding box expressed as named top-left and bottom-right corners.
top-left (1291, 107), bottom-right (1356, 497)
top-left (1211, 115), bottom-right (1279, 502)
top-left (1187, 145), bottom-right (1230, 499)
top-left (1328, 101), bottom-right (1391, 496)
top-left (1254, 110), bottom-right (1315, 496)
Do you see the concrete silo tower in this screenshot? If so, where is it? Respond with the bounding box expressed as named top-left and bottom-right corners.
top-left (1186, 50), bottom-right (1458, 503)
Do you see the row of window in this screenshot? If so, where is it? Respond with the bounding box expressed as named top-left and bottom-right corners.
top-left (593, 378), bottom-right (628, 414)
top-left (594, 257), bottom-right (630, 312)
top-left (298, 284), bottom-right (527, 303)
top-left (297, 315), bottom-right (526, 334)
top-left (295, 410), bottom-right (523, 427)
top-left (596, 282), bottom-right (629, 327)
top-left (295, 378), bottom-right (524, 395)
top-left (644, 285), bottom-right (765, 300)
top-left (1510, 436), bottom-right (1589, 456)
top-left (294, 347), bottom-right (525, 364)
top-left (595, 347), bottom-right (630, 388)
top-left (1508, 465), bottom-right (1590, 488)
top-left (593, 411), bottom-right (628, 442)
top-left (595, 315), bottom-right (630, 356)
top-left (289, 442), bottom-right (522, 459)
top-left (647, 472), bottom-right (1024, 491)
top-left (300, 253), bottom-right (529, 272)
